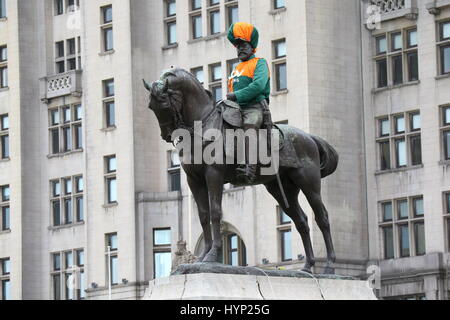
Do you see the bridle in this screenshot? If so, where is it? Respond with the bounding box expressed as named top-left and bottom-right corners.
top-left (153, 79), bottom-right (219, 145)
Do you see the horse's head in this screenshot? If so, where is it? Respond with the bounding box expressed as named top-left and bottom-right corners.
top-left (143, 69), bottom-right (184, 143)
top-left (144, 68), bottom-right (207, 143)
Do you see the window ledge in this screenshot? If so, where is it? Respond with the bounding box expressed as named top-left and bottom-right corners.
top-left (162, 43), bottom-right (179, 51)
top-left (435, 73), bottom-right (450, 80)
top-left (48, 222), bottom-right (85, 231)
top-left (101, 126), bottom-right (117, 133)
top-left (0, 229), bottom-right (11, 235)
top-left (103, 202), bottom-right (118, 209)
top-left (375, 164), bottom-right (424, 176)
top-left (98, 50), bottom-right (115, 57)
top-left (0, 18), bottom-right (7, 22)
top-left (204, 32), bottom-right (226, 42)
top-left (0, 87), bottom-right (10, 93)
top-left (271, 89), bottom-right (289, 97)
top-left (269, 7), bottom-right (287, 15)
top-left (0, 158), bottom-right (10, 163)
top-left (372, 81), bottom-right (420, 94)
top-left (439, 159), bottom-right (450, 166)
top-left (47, 149), bottom-right (84, 159)
top-left (187, 37), bottom-right (205, 45)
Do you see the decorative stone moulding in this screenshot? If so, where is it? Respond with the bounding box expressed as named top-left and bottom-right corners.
top-left (426, 0), bottom-right (450, 15)
top-left (40, 70), bottom-right (82, 102)
top-left (367, 0), bottom-right (419, 23)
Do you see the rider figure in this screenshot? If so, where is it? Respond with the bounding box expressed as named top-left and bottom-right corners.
top-left (226, 22), bottom-right (271, 184)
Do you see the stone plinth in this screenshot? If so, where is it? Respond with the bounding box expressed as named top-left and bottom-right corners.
top-left (143, 263), bottom-right (377, 300)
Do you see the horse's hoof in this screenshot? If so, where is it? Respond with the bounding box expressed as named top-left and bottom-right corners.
top-left (202, 254), bottom-right (218, 263)
top-left (323, 266), bottom-right (335, 275)
top-left (301, 268), bottom-right (312, 274)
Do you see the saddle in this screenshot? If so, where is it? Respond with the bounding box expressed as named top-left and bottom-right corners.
top-left (213, 100), bottom-right (301, 169)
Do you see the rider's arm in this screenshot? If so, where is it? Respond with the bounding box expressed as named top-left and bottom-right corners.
top-left (234, 59), bottom-right (269, 105)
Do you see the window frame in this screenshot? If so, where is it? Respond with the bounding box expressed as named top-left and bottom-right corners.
top-left (104, 155), bottom-right (117, 205)
top-left (376, 111), bottom-right (422, 171)
top-left (50, 249), bottom-right (85, 300)
top-left (378, 196), bottom-right (426, 260)
top-left (437, 20), bottom-right (450, 75)
top-left (50, 175), bottom-right (84, 227)
top-left (373, 27), bottom-right (419, 89)
top-left (272, 39), bottom-right (287, 92)
top-left (100, 5), bottom-right (114, 53)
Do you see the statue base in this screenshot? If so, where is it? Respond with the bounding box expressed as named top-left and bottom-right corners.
top-left (143, 263), bottom-right (377, 300)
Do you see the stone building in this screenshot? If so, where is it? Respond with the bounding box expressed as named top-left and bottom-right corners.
top-left (0, 0), bottom-right (448, 300)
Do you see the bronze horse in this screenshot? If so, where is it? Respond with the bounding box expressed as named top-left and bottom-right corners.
top-left (144, 68), bottom-right (339, 274)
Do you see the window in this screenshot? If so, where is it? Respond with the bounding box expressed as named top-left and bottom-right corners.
top-left (438, 20), bottom-right (450, 75)
top-left (190, 0), bottom-right (202, 40)
top-left (55, 0), bottom-right (64, 15)
top-left (106, 233), bottom-right (119, 285)
top-left (376, 111), bottom-right (422, 171)
top-left (273, 0), bottom-right (285, 10)
top-left (0, 258), bottom-right (10, 300)
top-left (50, 176), bottom-right (84, 227)
top-left (153, 228), bottom-right (172, 279)
top-left (192, 0), bottom-right (202, 11)
top-left (0, 185), bottom-right (9, 231)
top-left (273, 39), bottom-right (287, 92)
top-left (54, 38), bottom-right (81, 73)
top-left (103, 79), bottom-right (116, 129)
top-left (0, 46), bottom-right (6, 62)
top-left (101, 5), bottom-right (114, 52)
top-left (222, 233), bottom-right (247, 266)
top-left (226, 2), bottom-right (239, 28)
top-left (208, 3), bottom-right (220, 36)
top-left (379, 197), bottom-right (425, 259)
top-left (105, 155), bottom-right (117, 204)
top-left (191, 67), bottom-right (204, 84)
top-left (0, 45), bottom-right (7, 88)
top-left (280, 229), bottom-right (292, 262)
top-left (164, 1), bottom-right (177, 46)
top-left (168, 150), bottom-right (181, 192)
top-left (209, 63), bottom-right (223, 103)
top-left (441, 105), bottom-right (450, 161)
top-left (277, 206), bottom-right (292, 262)
top-left (444, 193), bottom-right (450, 252)
top-left (51, 249), bottom-right (85, 300)
top-left (191, 14), bottom-right (202, 39)
top-left (1, 114), bottom-right (9, 160)
top-left (374, 28), bottom-right (418, 88)
top-left (0, 0), bottom-right (6, 18)
top-left (278, 206), bottom-right (291, 225)
top-left (48, 104), bottom-right (83, 155)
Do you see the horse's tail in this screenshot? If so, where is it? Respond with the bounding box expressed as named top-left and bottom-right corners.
top-left (311, 135), bottom-right (339, 179)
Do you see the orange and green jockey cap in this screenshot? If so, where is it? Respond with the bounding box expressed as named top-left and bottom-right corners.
top-left (227, 22), bottom-right (259, 50)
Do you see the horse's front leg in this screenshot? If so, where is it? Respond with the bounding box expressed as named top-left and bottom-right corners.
top-left (202, 165), bottom-right (226, 263)
top-left (186, 173), bottom-right (212, 262)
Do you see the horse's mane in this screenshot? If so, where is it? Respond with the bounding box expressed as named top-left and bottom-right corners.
top-left (159, 68), bottom-right (207, 96)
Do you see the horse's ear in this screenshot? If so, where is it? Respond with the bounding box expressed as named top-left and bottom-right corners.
top-left (143, 79), bottom-right (152, 92)
top-left (205, 89), bottom-right (213, 99)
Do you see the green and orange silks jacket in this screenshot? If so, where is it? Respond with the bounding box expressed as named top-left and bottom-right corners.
top-left (227, 22), bottom-right (271, 108)
top-left (227, 56), bottom-right (271, 108)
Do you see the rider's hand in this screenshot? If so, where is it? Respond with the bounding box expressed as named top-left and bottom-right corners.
top-left (226, 93), bottom-right (237, 102)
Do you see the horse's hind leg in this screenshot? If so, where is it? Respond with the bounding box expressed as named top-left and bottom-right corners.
top-left (265, 177), bottom-right (316, 273)
top-left (291, 167), bottom-right (336, 274)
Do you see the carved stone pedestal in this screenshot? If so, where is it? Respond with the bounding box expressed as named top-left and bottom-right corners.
top-left (143, 263), bottom-right (377, 300)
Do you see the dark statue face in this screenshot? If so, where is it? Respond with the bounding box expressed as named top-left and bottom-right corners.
top-left (236, 41), bottom-right (254, 61)
top-left (146, 81), bottom-right (177, 143)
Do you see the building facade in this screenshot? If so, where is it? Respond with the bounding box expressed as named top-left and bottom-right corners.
top-left (0, 0), bottom-right (448, 300)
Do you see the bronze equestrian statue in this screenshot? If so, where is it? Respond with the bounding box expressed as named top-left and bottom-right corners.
top-left (143, 23), bottom-right (339, 274)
